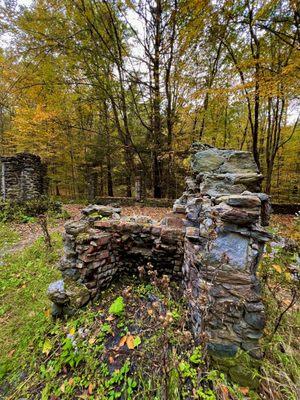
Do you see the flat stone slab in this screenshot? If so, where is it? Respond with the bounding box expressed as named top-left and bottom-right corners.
top-left (206, 232), bottom-right (250, 269)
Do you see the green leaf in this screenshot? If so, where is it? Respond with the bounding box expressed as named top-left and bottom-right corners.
top-left (133, 336), bottom-right (141, 348)
top-left (42, 338), bottom-right (52, 356)
top-left (109, 296), bottom-right (125, 316)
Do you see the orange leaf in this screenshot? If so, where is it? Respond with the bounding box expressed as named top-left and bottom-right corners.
top-left (8, 349), bottom-right (15, 358)
top-left (88, 383), bottom-right (94, 395)
top-left (219, 384), bottom-right (229, 399)
top-left (126, 334), bottom-right (135, 350)
top-left (119, 336), bottom-right (127, 347)
top-left (68, 378), bottom-right (74, 386)
top-left (239, 387), bottom-right (249, 395)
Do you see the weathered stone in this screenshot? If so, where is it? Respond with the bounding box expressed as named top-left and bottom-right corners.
top-left (191, 148), bottom-right (225, 173)
top-left (81, 204), bottom-right (121, 219)
top-left (185, 227), bottom-right (200, 240)
top-left (47, 280), bottom-right (68, 305)
top-left (245, 311), bottom-right (266, 330)
top-left (173, 203), bottom-right (186, 214)
top-left (206, 232), bottom-right (250, 269)
top-left (219, 151), bottom-right (259, 174)
top-left (65, 279), bottom-right (90, 308)
top-left (207, 342), bottom-right (239, 358)
top-left (218, 206), bottom-right (260, 226)
top-left (65, 220), bottom-right (89, 235)
top-left (160, 228), bottom-right (184, 244)
top-left (200, 176), bottom-right (247, 197)
top-left (215, 194), bottom-right (261, 208)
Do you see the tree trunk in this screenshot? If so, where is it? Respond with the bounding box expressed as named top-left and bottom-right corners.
top-left (152, 0), bottom-right (163, 198)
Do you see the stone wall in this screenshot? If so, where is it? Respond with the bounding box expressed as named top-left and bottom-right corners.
top-left (0, 153), bottom-right (46, 202)
top-left (48, 204), bottom-right (184, 316)
top-left (48, 143), bottom-right (271, 384)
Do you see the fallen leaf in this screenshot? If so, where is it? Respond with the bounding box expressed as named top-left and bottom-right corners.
top-left (88, 383), bottom-right (94, 395)
top-left (239, 387), bottom-right (249, 395)
top-left (44, 309), bottom-right (51, 318)
top-left (42, 339), bottom-right (52, 356)
top-left (119, 336), bottom-right (127, 347)
top-left (8, 349), bottom-right (15, 358)
top-left (68, 378), bottom-right (74, 386)
top-left (219, 384), bottom-right (229, 399)
top-left (273, 264), bottom-right (282, 273)
top-left (69, 327), bottom-right (75, 335)
top-left (109, 356), bottom-right (114, 364)
top-left (147, 309), bottom-right (153, 316)
top-left (133, 336), bottom-right (141, 348)
top-left (126, 334), bottom-right (135, 350)
top-left (106, 315), bottom-right (115, 321)
top-left (88, 337), bottom-right (96, 345)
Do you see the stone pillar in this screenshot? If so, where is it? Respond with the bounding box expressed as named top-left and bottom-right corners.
top-left (0, 153), bottom-right (46, 202)
top-left (173, 143), bottom-right (271, 387)
top-left (135, 171), bottom-right (143, 202)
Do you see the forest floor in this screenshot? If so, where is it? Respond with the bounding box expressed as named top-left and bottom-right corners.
top-left (0, 207), bottom-right (299, 400)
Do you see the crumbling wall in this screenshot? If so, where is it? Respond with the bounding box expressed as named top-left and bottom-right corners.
top-left (48, 205), bottom-right (184, 316)
top-left (48, 143), bottom-right (271, 385)
top-left (0, 153), bottom-right (46, 202)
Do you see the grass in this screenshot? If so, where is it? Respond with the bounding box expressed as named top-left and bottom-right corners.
top-left (0, 233), bottom-right (62, 384)
top-left (0, 223), bottom-right (20, 253)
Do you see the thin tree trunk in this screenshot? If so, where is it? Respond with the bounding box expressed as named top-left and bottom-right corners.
top-left (152, 0), bottom-right (163, 198)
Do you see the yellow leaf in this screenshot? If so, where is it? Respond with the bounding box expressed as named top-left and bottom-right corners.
top-left (126, 334), bottom-right (135, 350)
top-left (106, 315), bottom-right (115, 321)
top-left (60, 383), bottom-right (65, 393)
top-left (44, 309), bottom-right (51, 318)
top-left (42, 339), bottom-right (52, 356)
top-left (285, 272), bottom-right (292, 282)
top-left (273, 264), bottom-right (282, 273)
top-left (88, 337), bottom-right (96, 345)
top-left (69, 327), bottom-right (75, 335)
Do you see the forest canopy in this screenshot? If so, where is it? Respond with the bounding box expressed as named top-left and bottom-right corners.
top-left (0, 0), bottom-right (299, 202)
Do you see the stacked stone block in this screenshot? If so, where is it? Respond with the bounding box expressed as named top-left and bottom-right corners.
top-left (0, 153), bottom-right (46, 202)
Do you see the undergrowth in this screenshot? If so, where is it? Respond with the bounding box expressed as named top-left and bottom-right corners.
top-left (1, 276), bottom-right (248, 400)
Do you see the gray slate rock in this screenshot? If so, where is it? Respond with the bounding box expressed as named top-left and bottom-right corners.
top-left (191, 149), bottom-right (225, 173)
top-left (47, 280), bottom-right (69, 305)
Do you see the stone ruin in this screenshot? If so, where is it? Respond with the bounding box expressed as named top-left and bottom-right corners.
top-left (48, 143), bottom-right (272, 385)
top-left (0, 153), bottom-right (47, 202)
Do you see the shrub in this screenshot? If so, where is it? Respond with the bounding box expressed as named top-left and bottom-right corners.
top-left (0, 197), bottom-right (67, 223)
